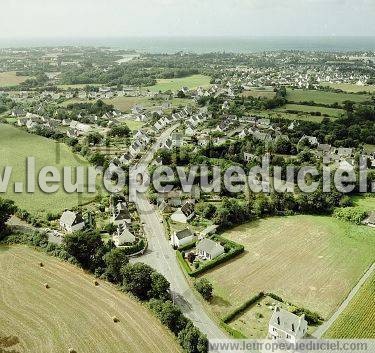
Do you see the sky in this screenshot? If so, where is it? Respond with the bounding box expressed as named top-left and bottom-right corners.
top-left (1, 0), bottom-right (375, 39)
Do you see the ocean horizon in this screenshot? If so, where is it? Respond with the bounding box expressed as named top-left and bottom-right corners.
top-left (0, 36), bottom-right (375, 53)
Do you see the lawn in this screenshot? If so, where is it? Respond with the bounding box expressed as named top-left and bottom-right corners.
top-left (324, 272), bottom-right (375, 338)
top-left (123, 119), bottom-right (144, 131)
top-left (0, 124), bottom-right (97, 217)
top-left (203, 215), bottom-right (375, 320)
top-left (103, 96), bottom-right (152, 112)
top-left (146, 74), bottom-right (211, 93)
top-left (0, 245), bottom-right (181, 353)
top-left (275, 103), bottom-right (344, 118)
top-left (241, 90), bottom-right (276, 99)
top-left (322, 83), bottom-right (375, 93)
top-left (256, 111), bottom-right (330, 123)
top-left (286, 89), bottom-right (371, 104)
top-left (0, 71), bottom-right (29, 87)
top-left (351, 194), bottom-right (375, 213)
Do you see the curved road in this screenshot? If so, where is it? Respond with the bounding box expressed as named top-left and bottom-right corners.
top-left (132, 125), bottom-right (226, 339)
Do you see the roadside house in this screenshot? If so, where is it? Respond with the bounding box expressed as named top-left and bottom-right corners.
top-left (113, 223), bottom-right (136, 247)
top-left (171, 228), bottom-right (196, 248)
top-left (59, 211), bottom-right (85, 233)
top-left (196, 238), bottom-right (224, 260)
top-left (268, 306), bottom-right (307, 343)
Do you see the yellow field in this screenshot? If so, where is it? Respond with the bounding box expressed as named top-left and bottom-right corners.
top-left (0, 246), bottom-right (181, 353)
top-left (325, 272), bottom-right (375, 338)
top-left (203, 215), bottom-right (375, 319)
top-left (0, 71), bottom-right (29, 87)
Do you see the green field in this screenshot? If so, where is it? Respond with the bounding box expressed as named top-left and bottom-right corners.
top-left (202, 215), bottom-right (375, 320)
top-left (146, 74), bottom-right (211, 93)
top-left (324, 272), bottom-right (375, 338)
top-left (0, 124), bottom-right (97, 217)
top-left (322, 83), bottom-right (375, 93)
top-left (0, 71), bottom-right (29, 87)
top-left (286, 89), bottom-right (371, 104)
top-left (275, 103), bottom-right (344, 118)
top-left (123, 119), bottom-right (144, 131)
top-left (257, 111), bottom-right (329, 123)
top-left (104, 96), bottom-right (153, 112)
top-left (0, 246), bottom-right (181, 353)
top-left (57, 83), bottom-right (102, 90)
top-left (351, 194), bottom-right (375, 213)
top-left (241, 90), bottom-right (276, 99)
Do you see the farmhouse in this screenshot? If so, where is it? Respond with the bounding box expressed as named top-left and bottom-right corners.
top-left (171, 228), bottom-right (196, 248)
top-left (171, 201), bottom-right (195, 223)
top-left (268, 306), bottom-right (307, 343)
top-left (196, 238), bottom-right (224, 260)
top-left (59, 211), bottom-right (85, 233)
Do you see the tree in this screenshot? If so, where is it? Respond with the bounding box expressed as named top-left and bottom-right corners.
top-left (108, 125), bottom-right (131, 138)
top-left (63, 231), bottom-right (105, 270)
top-left (194, 278), bottom-right (213, 301)
top-left (187, 252), bottom-right (196, 264)
top-left (178, 322), bottom-right (208, 353)
top-left (149, 299), bottom-right (188, 335)
top-left (0, 198), bottom-right (16, 235)
top-left (89, 152), bottom-right (106, 167)
top-left (149, 272), bottom-right (171, 300)
top-left (85, 132), bottom-right (102, 145)
top-left (104, 248), bottom-right (129, 283)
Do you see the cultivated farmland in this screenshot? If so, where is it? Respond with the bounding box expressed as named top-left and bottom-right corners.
top-left (0, 124), bottom-right (97, 217)
top-left (324, 272), bottom-right (375, 338)
top-left (0, 246), bottom-right (181, 353)
top-left (146, 74), bottom-right (211, 93)
top-left (286, 89), bottom-right (371, 104)
top-left (203, 215), bottom-right (375, 319)
top-left (0, 71), bottom-right (29, 87)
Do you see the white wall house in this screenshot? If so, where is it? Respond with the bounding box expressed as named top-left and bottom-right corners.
top-left (196, 238), bottom-right (224, 260)
top-left (59, 211), bottom-right (85, 233)
top-left (171, 228), bottom-right (196, 248)
top-left (268, 306), bottom-right (307, 343)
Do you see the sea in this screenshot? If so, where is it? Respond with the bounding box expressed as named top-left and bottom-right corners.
top-left (0, 36), bottom-right (374, 53)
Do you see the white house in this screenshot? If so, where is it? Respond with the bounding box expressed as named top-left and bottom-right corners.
top-left (171, 228), bottom-right (196, 248)
top-left (112, 202), bottom-right (131, 225)
top-left (268, 306), bottom-right (307, 343)
top-left (59, 211), bottom-right (85, 233)
top-left (196, 238), bottom-right (224, 260)
top-left (113, 223), bottom-right (136, 247)
top-left (170, 201), bottom-right (195, 223)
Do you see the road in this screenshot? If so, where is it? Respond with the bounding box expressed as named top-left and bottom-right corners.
top-left (313, 262), bottom-right (375, 338)
top-left (132, 125), bottom-right (226, 339)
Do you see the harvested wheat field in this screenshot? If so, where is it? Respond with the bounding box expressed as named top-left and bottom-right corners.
top-left (204, 215), bottom-right (375, 319)
top-left (0, 245), bottom-right (181, 353)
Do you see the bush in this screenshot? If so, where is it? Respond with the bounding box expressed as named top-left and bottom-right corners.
top-left (292, 307), bottom-right (323, 326)
top-left (333, 207), bottom-right (367, 224)
top-left (194, 278), bottom-right (213, 301)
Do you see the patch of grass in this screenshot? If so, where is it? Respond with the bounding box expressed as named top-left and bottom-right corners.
top-left (145, 74), bottom-right (211, 93)
top-left (0, 124), bottom-right (97, 217)
top-left (256, 110), bottom-right (331, 123)
top-left (0, 71), bottom-right (29, 87)
top-left (57, 83), bottom-right (102, 90)
top-left (0, 245), bottom-right (181, 353)
top-left (286, 89), bottom-right (371, 104)
top-left (241, 90), bottom-right (276, 99)
top-left (351, 194), bottom-right (375, 213)
top-left (324, 272), bottom-right (375, 338)
top-left (203, 215), bottom-right (375, 319)
top-left (275, 103), bottom-right (344, 118)
top-left (103, 96), bottom-right (152, 112)
top-left (123, 119), bottom-right (144, 131)
top-left (322, 83), bottom-right (375, 93)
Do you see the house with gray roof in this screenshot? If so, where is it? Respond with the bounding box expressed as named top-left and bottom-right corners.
top-left (59, 211), bottom-right (85, 233)
top-left (196, 238), bottom-right (224, 260)
top-left (171, 228), bottom-right (196, 248)
top-left (268, 306), bottom-right (307, 343)
top-left (113, 223), bottom-right (136, 247)
top-left (112, 202), bottom-right (131, 225)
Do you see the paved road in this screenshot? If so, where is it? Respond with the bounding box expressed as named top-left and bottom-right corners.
top-left (313, 262), bottom-right (375, 338)
top-left (132, 125), bottom-right (227, 339)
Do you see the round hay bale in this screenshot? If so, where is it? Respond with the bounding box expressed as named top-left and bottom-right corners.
top-left (68, 349), bottom-right (77, 353)
top-left (93, 280), bottom-right (99, 286)
top-left (39, 262), bottom-right (44, 267)
top-left (44, 283), bottom-right (49, 289)
top-left (112, 316), bottom-right (119, 323)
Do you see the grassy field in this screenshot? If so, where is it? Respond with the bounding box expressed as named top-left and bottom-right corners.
top-left (286, 89), bottom-right (371, 104)
top-left (351, 194), bottom-right (375, 213)
top-left (275, 103), bottom-right (344, 118)
top-left (0, 71), bottom-right (29, 87)
top-left (324, 272), bottom-right (375, 338)
top-left (257, 111), bottom-right (330, 123)
top-left (203, 215), bottom-right (375, 319)
top-left (0, 124), bottom-right (97, 217)
top-left (322, 83), bottom-right (375, 93)
top-left (123, 119), bottom-right (144, 131)
top-left (103, 96), bottom-right (153, 112)
top-left (241, 90), bottom-right (276, 99)
top-left (57, 83), bottom-right (102, 90)
top-left (0, 246), bottom-right (181, 353)
top-left (146, 74), bottom-right (211, 93)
